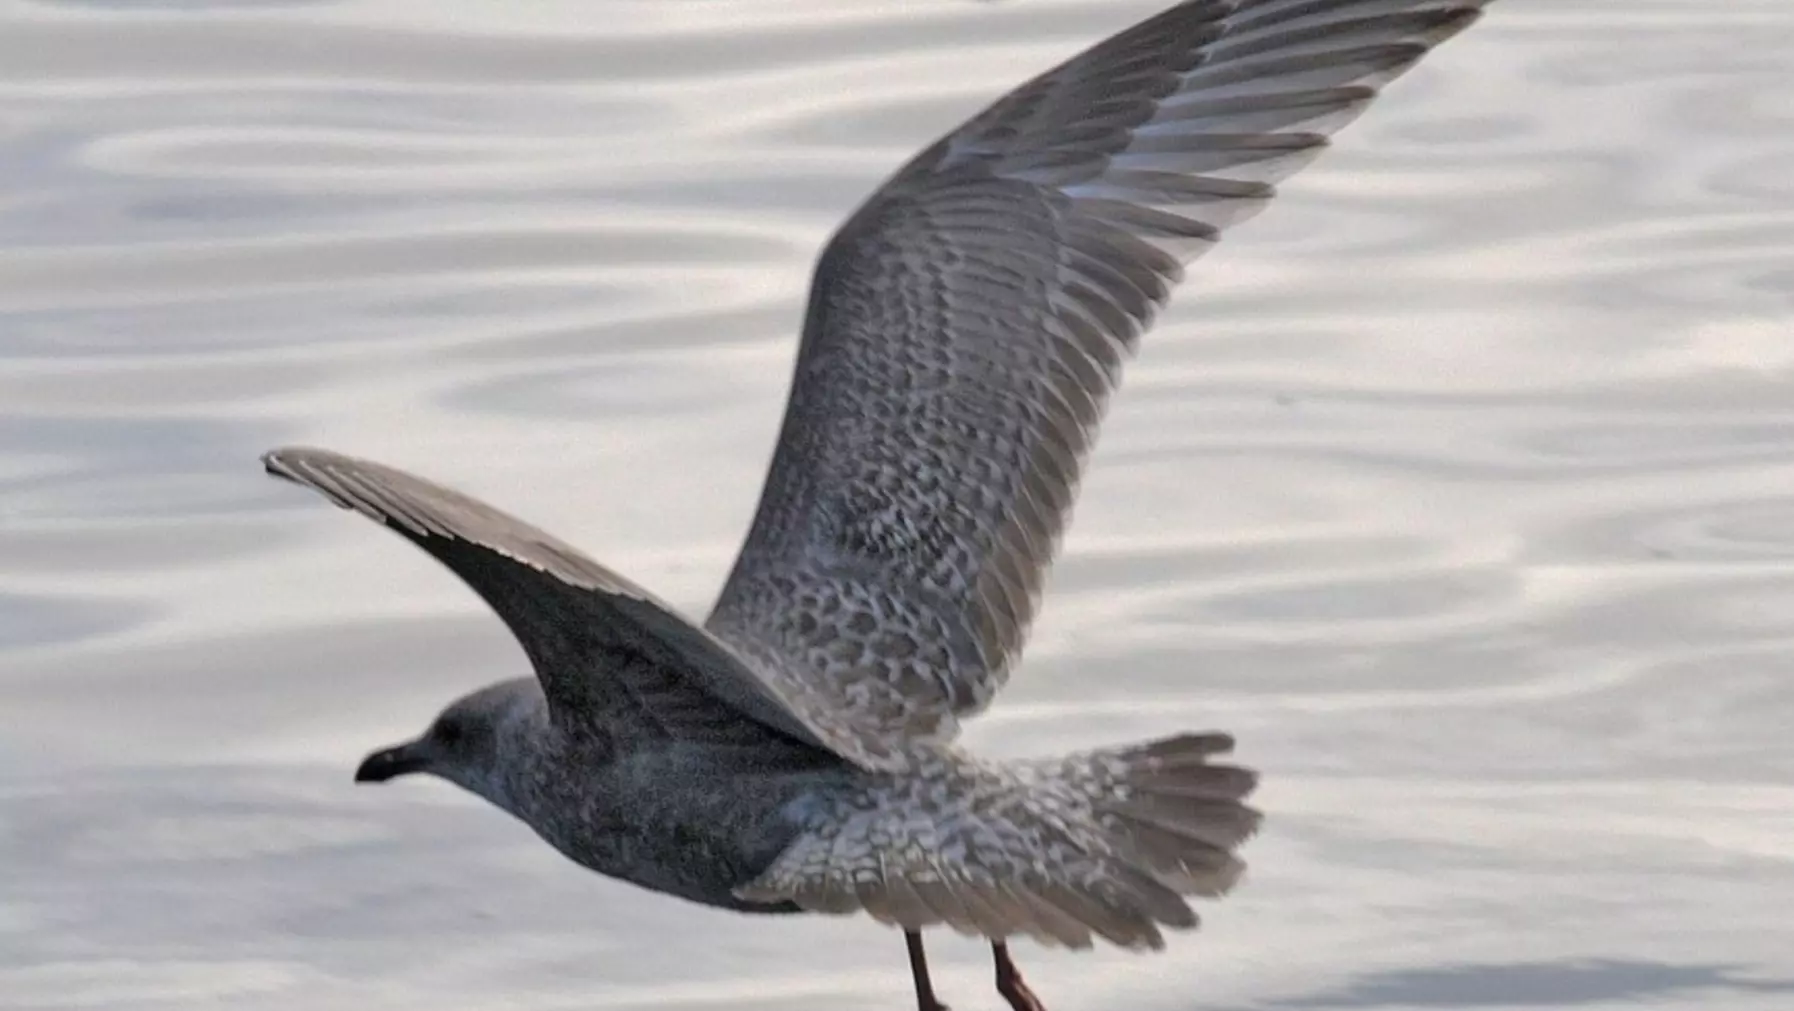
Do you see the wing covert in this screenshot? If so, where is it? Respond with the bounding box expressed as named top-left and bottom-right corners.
top-left (708, 1), bottom-right (1492, 744)
top-left (263, 446), bottom-right (896, 768)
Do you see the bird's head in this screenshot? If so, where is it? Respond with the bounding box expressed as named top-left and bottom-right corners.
top-left (354, 678), bottom-right (540, 812)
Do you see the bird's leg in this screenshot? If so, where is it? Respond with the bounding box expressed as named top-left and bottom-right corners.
top-left (992, 941), bottom-right (1046, 1011)
top-left (905, 930), bottom-right (950, 1011)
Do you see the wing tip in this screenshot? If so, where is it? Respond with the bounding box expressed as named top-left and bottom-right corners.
top-left (259, 445), bottom-right (375, 517)
top-left (1425, 7), bottom-right (1489, 48)
top-left (260, 446), bottom-right (291, 475)
top-left (261, 444), bottom-right (332, 481)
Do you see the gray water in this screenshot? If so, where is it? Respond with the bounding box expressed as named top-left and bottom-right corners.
top-left (2, 1), bottom-right (1792, 1009)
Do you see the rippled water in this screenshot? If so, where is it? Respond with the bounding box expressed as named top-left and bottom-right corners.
top-left (3, 1), bottom-right (1792, 1008)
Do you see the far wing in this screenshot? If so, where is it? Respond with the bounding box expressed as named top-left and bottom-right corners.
top-left (709, 1), bottom-right (1492, 743)
top-left (264, 446), bottom-right (895, 768)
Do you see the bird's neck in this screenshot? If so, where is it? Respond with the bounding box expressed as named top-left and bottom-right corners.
top-left (460, 683), bottom-right (562, 820)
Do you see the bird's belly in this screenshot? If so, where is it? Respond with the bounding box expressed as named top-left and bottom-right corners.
top-left (526, 797), bottom-right (806, 914)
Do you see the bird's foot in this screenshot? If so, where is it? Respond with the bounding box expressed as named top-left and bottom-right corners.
top-left (991, 941), bottom-right (1046, 1011)
top-left (997, 976), bottom-right (1043, 1011)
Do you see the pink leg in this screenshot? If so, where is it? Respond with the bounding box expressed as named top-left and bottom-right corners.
top-left (993, 941), bottom-right (1046, 1011)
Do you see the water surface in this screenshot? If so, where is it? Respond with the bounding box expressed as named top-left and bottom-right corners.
top-left (2, 1), bottom-right (1792, 1008)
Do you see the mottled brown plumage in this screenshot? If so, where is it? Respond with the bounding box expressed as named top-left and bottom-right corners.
top-left (265, 3), bottom-right (1496, 1008)
top-left (709, 0), bottom-right (1493, 755)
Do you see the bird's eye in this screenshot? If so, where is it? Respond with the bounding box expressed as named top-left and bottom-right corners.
top-left (435, 720), bottom-right (463, 746)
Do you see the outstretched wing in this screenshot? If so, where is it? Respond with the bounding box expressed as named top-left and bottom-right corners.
top-left (707, 0), bottom-right (1492, 744)
top-left (263, 447), bottom-right (895, 768)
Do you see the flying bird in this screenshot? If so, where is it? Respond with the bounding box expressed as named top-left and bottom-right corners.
top-left (264, 2), bottom-right (1494, 1009)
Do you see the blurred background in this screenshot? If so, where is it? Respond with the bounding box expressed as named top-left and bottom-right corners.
top-left (1, 1), bottom-right (1791, 1008)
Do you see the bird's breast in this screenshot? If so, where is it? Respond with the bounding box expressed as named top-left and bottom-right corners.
top-left (511, 751), bottom-right (827, 913)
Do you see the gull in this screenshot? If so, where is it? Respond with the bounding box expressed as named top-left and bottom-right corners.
top-left (263, 2), bottom-right (1494, 1009)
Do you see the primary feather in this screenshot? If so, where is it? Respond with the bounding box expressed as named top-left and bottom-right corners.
top-left (708, 0), bottom-right (1493, 753)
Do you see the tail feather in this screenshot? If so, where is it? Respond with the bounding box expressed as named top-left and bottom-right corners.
top-left (1106, 807), bottom-right (1250, 896)
top-left (1036, 880), bottom-right (1168, 949)
top-left (1009, 883), bottom-right (1098, 947)
top-left (1126, 732), bottom-right (1241, 763)
top-left (1131, 765), bottom-right (1260, 799)
top-left (736, 732), bottom-right (1258, 951)
top-left (1053, 731), bottom-right (1262, 897)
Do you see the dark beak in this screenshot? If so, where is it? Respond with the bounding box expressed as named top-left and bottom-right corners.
top-left (354, 742), bottom-right (429, 784)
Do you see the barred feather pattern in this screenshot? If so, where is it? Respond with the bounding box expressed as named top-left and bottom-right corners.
top-left (708, 0), bottom-right (1496, 755)
top-left (738, 733), bottom-right (1259, 950)
top-left (262, 0), bottom-right (1496, 963)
